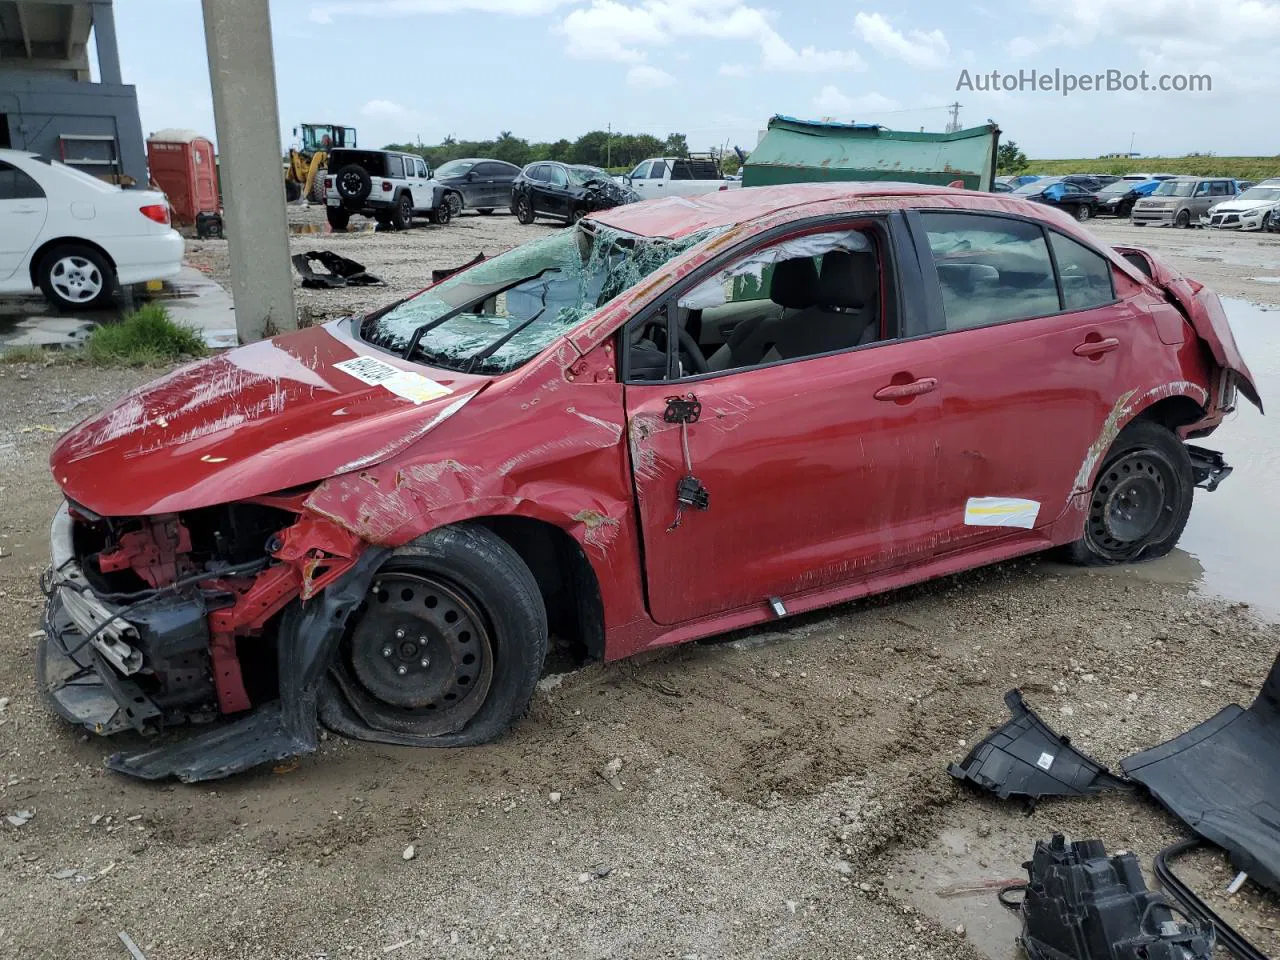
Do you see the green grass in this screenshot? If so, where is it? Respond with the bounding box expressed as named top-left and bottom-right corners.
top-left (82, 304), bottom-right (209, 367)
top-left (0, 344), bottom-right (50, 364)
top-left (1026, 156), bottom-right (1280, 180)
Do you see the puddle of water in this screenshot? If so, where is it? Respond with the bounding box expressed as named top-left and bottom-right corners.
top-left (1175, 297), bottom-right (1280, 618)
top-left (289, 222), bottom-right (379, 235)
top-left (1249, 276), bottom-right (1280, 284)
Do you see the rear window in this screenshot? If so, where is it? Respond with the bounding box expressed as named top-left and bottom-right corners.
top-left (328, 150), bottom-right (389, 177)
top-left (0, 161), bottom-right (46, 199)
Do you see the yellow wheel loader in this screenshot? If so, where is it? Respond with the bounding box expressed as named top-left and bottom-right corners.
top-left (284, 123), bottom-right (357, 203)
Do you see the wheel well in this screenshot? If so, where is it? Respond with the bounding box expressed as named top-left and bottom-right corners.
top-left (1136, 395), bottom-right (1207, 432)
top-left (28, 238), bottom-right (117, 287)
top-left (478, 516), bottom-right (605, 663)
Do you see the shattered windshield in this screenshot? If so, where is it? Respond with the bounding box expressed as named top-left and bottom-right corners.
top-left (567, 165), bottom-right (609, 186)
top-left (361, 225), bottom-right (721, 374)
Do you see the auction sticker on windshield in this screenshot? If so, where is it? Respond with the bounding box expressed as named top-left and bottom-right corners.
top-left (333, 355), bottom-right (453, 405)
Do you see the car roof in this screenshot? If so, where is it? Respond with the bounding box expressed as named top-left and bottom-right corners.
top-left (590, 182), bottom-right (972, 238)
top-left (0, 148), bottom-right (38, 161)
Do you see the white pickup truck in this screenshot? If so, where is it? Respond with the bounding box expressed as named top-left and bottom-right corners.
top-left (621, 156), bottom-right (742, 199)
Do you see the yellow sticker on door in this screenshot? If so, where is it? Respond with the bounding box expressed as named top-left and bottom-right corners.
top-left (964, 497), bottom-right (1041, 529)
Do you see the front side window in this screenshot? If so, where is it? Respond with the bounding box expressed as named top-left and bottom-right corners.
top-left (649, 161), bottom-right (668, 179)
top-left (630, 161), bottom-right (652, 180)
top-left (920, 212), bottom-right (1059, 331)
top-left (361, 225), bottom-right (721, 375)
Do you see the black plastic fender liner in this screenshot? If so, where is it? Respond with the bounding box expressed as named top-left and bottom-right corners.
top-left (1121, 652), bottom-right (1280, 895)
top-left (106, 548), bottom-right (390, 782)
top-left (948, 690), bottom-right (1132, 801)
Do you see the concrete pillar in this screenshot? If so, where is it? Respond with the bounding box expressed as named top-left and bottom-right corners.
top-left (200, 0), bottom-right (296, 341)
top-left (91, 2), bottom-right (123, 86)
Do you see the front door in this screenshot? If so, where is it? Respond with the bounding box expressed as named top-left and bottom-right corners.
top-left (0, 160), bottom-right (48, 280)
top-left (907, 209), bottom-right (1143, 555)
top-left (622, 219), bottom-right (945, 625)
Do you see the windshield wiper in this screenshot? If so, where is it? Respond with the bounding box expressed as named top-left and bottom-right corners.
top-left (400, 267), bottom-right (561, 361)
top-left (464, 306), bottom-right (548, 374)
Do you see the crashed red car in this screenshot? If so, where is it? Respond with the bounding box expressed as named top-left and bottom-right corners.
top-left (41, 183), bottom-right (1260, 781)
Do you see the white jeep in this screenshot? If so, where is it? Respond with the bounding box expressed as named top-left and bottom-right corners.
top-left (324, 149), bottom-right (461, 230)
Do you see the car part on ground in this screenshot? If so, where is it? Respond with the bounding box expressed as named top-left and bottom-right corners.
top-left (948, 690), bottom-right (1131, 802)
top-left (1010, 834), bottom-right (1214, 960)
top-left (1121, 652), bottom-right (1280, 895)
top-left (291, 251), bottom-right (383, 288)
top-left (1155, 840), bottom-right (1271, 960)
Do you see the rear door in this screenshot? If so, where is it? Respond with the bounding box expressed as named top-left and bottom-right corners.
top-left (542, 165), bottom-right (570, 217)
top-left (473, 161), bottom-right (502, 207)
top-left (0, 160), bottom-right (48, 281)
top-left (623, 216), bottom-right (945, 625)
top-left (906, 208), bottom-right (1145, 554)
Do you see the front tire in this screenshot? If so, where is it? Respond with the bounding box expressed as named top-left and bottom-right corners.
top-left (515, 195), bottom-right (535, 225)
top-left (1175, 209), bottom-right (1191, 228)
top-left (429, 197), bottom-right (453, 225)
top-left (1065, 420), bottom-right (1194, 566)
top-left (325, 524), bottom-right (548, 746)
top-left (38, 245), bottom-right (116, 311)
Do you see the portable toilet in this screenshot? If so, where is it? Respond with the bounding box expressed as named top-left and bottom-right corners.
top-left (146, 129), bottom-right (220, 225)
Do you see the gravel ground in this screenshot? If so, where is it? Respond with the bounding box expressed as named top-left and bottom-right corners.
top-left (1, 205), bottom-right (1278, 960)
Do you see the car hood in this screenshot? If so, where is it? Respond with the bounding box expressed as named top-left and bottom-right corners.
top-left (51, 322), bottom-right (488, 516)
top-left (1210, 198), bottom-right (1276, 213)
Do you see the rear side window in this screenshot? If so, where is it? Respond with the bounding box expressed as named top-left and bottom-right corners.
top-left (475, 162), bottom-right (505, 176)
top-left (0, 161), bottom-right (45, 200)
top-left (385, 155), bottom-right (405, 178)
top-left (920, 212), bottom-right (1059, 331)
top-left (1049, 232), bottom-right (1115, 311)
top-left (526, 164), bottom-right (546, 182)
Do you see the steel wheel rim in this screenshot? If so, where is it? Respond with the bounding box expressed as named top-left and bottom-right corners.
top-left (347, 571), bottom-right (493, 721)
top-left (50, 256), bottom-right (103, 303)
top-left (1088, 451), bottom-right (1177, 557)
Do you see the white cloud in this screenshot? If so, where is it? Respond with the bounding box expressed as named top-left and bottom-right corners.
top-left (812, 85), bottom-right (901, 117)
top-left (626, 64), bottom-right (676, 87)
top-left (310, 0), bottom-right (573, 21)
top-left (854, 12), bottom-right (949, 68)
top-left (557, 1), bottom-right (864, 72)
top-left (362, 99), bottom-right (413, 118)
top-left (719, 63), bottom-right (748, 76)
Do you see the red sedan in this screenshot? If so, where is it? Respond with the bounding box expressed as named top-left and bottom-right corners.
top-left (40, 183), bottom-right (1260, 780)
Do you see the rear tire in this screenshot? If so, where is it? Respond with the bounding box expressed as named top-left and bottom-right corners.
top-left (1065, 420), bottom-right (1194, 566)
top-left (38, 244), bottom-right (116, 311)
top-left (1074, 204), bottom-right (1092, 221)
top-left (429, 197), bottom-right (453, 225)
top-left (515, 195), bottom-right (535, 225)
top-left (326, 207), bottom-right (351, 231)
top-left (285, 180), bottom-right (302, 203)
top-left (391, 193), bottom-right (413, 230)
top-left (325, 524), bottom-right (548, 746)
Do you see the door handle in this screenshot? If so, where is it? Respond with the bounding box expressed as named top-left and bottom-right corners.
top-left (1073, 337), bottom-right (1120, 358)
top-left (874, 377), bottom-right (938, 401)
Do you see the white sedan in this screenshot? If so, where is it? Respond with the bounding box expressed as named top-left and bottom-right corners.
top-left (1201, 179), bottom-right (1280, 232)
top-left (0, 149), bottom-right (183, 310)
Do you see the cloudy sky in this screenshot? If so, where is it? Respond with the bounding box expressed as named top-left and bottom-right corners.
top-left (112, 0), bottom-right (1279, 159)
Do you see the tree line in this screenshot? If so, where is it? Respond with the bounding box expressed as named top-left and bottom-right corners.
top-left (383, 130), bottom-right (695, 172)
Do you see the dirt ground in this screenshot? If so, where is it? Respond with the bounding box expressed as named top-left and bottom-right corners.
top-left (2, 206), bottom-right (1279, 960)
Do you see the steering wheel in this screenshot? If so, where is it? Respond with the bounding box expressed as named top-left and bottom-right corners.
top-left (634, 319), bottom-right (708, 375)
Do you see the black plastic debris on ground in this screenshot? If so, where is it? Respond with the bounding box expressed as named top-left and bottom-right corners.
top-left (1013, 834), bottom-right (1213, 960)
top-left (431, 252), bottom-right (486, 285)
top-left (292, 251), bottom-right (383, 289)
top-left (1121, 652), bottom-right (1280, 896)
top-left (949, 690), bottom-right (1131, 802)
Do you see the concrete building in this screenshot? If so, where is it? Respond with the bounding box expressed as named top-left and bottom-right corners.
top-left (0, 0), bottom-right (145, 184)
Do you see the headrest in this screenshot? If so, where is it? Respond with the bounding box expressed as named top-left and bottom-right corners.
top-left (817, 251), bottom-right (878, 309)
top-left (770, 257), bottom-right (819, 309)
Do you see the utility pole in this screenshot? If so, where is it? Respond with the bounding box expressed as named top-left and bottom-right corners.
top-left (200, 0), bottom-right (296, 342)
top-left (945, 102), bottom-right (962, 133)
top-left (606, 122), bottom-right (612, 168)
top-left (1128, 131), bottom-right (1136, 157)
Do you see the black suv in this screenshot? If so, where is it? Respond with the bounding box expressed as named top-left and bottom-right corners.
top-left (324, 149), bottom-right (460, 230)
top-left (511, 162), bottom-right (639, 225)
top-left (433, 158), bottom-right (522, 216)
